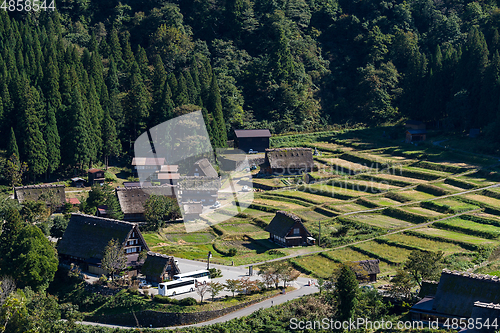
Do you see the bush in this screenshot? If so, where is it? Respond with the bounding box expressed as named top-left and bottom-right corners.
top-left (416, 184), bottom-right (450, 196)
top-left (179, 297), bottom-right (197, 306)
top-left (383, 207), bottom-right (429, 224)
top-left (228, 248), bottom-right (238, 256)
top-left (104, 171), bottom-right (117, 182)
top-left (267, 249), bottom-right (286, 256)
top-left (153, 295), bottom-right (176, 304)
top-left (209, 268), bottom-right (222, 278)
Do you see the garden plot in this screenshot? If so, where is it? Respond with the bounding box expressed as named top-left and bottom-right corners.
top-left (425, 198), bottom-right (480, 212)
top-left (292, 254), bottom-right (340, 279)
top-left (399, 206), bottom-right (445, 218)
top-left (349, 213), bottom-right (413, 229)
top-left (432, 182), bottom-right (469, 193)
top-left (352, 241), bottom-right (413, 264)
top-left (327, 203), bottom-right (372, 213)
top-left (394, 190), bottom-right (438, 202)
top-left (253, 198), bottom-right (308, 210)
top-left (434, 218), bottom-right (500, 239)
top-left (362, 196), bottom-right (401, 207)
top-left (382, 234), bottom-right (468, 255)
top-left (461, 194), bottom-right (500, 208)
top-left (270, 190), bottom-right (344, 204)
top-left (165, 233), bottom-right (216, 244)
top-left (410, 227), bottom-right (500, 246)
top-left (372, 173), bottom-right (428, 185)
top-left (219, 222), bottom-right (264, 234)
top-left (314, 157), bottom-right (372, 174)
top-left (324, 248), bottom-right (392, 274)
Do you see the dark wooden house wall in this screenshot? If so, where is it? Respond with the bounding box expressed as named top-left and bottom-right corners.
top-left (237, 137), bottom-right (269, 153)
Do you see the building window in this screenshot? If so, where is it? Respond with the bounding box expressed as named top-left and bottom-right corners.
top-left (294, 228), bottom-right (300, 235)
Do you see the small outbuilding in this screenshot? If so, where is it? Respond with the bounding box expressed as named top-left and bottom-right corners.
top-left (14, 184), bottom-right (66, 211)
top-left (265, 211), bottom-right (314, 247)
top-left (116, 186), bottom-right (176, 221)
top-left (188, 158), bottom-right (218, 178)
top-left (352, 259), bottom-right (380, 282)
top-left (141, 252), bottom-right (180, 283)
top-left (88, 168), bottom-right (105, 185)
top-left (234, 129), bottom-right (271, 153)
top-left (71, 177), bottom-right (86, 188)
top-left (263, 148), bottom-right (314, 175)
top-left (405, 129), bottom-right (427, 143)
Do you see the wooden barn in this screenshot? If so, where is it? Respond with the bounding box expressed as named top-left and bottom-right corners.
top-left (352, 259), bottom-right (380, 282)
top-left (265, 211), bottom-right (315, 247)
top-left (14, 184), bottom-right (66, 211)
top-left (410, 269), bottom-right (500, 326)
top-left (116, 186), bottom-right (176, 221)
top-left (405, 129), bottom-right (427, 143)
top-left (188, 158), bottom-right (218, 178)
top-left (263, 148), bottom-right (314, 175)
top-left (141, 252), bottom-right (180, 283)
top-left (234, 129), bottom-right (271, 153)
top-left (57, 214), bottom-right (149, 275)
top-left (88, 168), bottom-right (105, 185)
top-left (178, 177), bottom-right (220, 206)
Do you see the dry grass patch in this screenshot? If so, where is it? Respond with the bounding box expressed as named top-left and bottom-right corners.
top-left (461, 194), bottom-right (500, 208)
top-left (396, 190), bottom-right (438, 201)
top-left (349, 213), bottom-right (414, 229)
top-left (373, 173), bottom-right (428, 184)
top-left (253, 199), bottom-right (307, 210)
top-left (353, 241), bottom-right (413, 264)
top-left (400, 206), bottom-right (445, 217)
top-left (328, 203), bottom-right (372, 213)
top-left (411, 227), bottom-right (500, 246)
top-left (324, 248), bottom-right (393, 274)
top-left (383, 234), bottom-right (468, 255)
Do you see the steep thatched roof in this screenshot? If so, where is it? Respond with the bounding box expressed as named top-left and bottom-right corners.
top-left (141, 252), bottom-right (180, 278)
top-left (57, 214), bottom-right (149, 261)
top-left (178, 177), bottom-right (220, 191)
top-left (265, 211), bottom-right (310, 238)
top-left (265, 148), bottom-right (314, 170)
top-left (88, 168), bottom-right (104, 174)
top-left (14, 184), bottom-right (65, 206)
top-left (431, 269), bottom-right (500, 318)
top-left (234, 129), bottom-right (271, 138)
top-left (192, 158), bottom-right (218, 177)
top-left (353, 259), bottom-right (380, 275)
top-left (116, 186), bottom-right (176, 215)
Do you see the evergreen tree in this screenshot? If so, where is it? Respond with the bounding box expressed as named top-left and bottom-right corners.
top-left (271, 25), bottom-right (294, 83)
top-left (102, 108), bottom-right (121, 168)
top-left (167, 73), bottom-right (178, 98)
top-left (69, 86), bottom-right (92, 170)
top-left (174, 72), bottom-right (189, 106)
top-left (0, 208), bottom-right (24, 274)
top-left (334, 264), bottom-right (359, 321)
top-left (43, 56), bottom-right (61, 112)
top-left (136, 45), bottom-right (150, 79)
top-left (121, 31), bottom-right (135, 70)
top-left (159, 82), bottom-right (175, 122)
top-left (86, 79), bottom-right (103, 163)
top-left (109, 28), bottom-right (124, 69)
top-left (125, 62), bottom-right (150, 140)
top-left (151, 55), bottom-right (167, 122)
top-left (7, 127), bottom-right (19, 159)
top-left (478, 50), bottom-right (500, 126)
top-left (43, 107), bottom-right (61, 174)
top-left (184, 71), bottom-right (197, 104)
top-left (207, 75), bottom-right (227, 147)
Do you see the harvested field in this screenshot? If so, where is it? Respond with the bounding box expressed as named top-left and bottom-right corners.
top-left (353, 241), bottom-right (413, 264)
top-left (461, 194), bottom-right (500, 208)
top-left (410, 227), bottom-right (500, 246)
top-left (270, 190), bottom-right (344, 204)
top-left (372, 173), bottom-right (428, 184)
top-left (324, 248), bottom-right (393, 274)
top-left (328, 203), bottom-right (372, 213)
top-left (253, 199), bottom-right (308, 210)
top-left (432, 182), bottom-right (468, 193)
top-left (314, 157), bottom-right (372, 174)
top-left (296, 209), bottom-right (332, 221)
top-left (400, 206), bottom-right (445, 217)
top-left (362, 197), bottom-right (402, 207)
top-left (292, 254), bottom-right (339, 278)
top-left (395, 190), bottom-right (438, 201)
top-left (349, 213), bottom-right (413, 229)
top-left (382, 234), bottom-right (468, 254)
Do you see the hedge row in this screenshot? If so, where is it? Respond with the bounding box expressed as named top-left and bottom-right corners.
top-left (384, 191), bottom-right (413, 203)
top-left (485, 207), bottom-right (500, 215)
top-left (444, 178), bottom-right (478, 190)
top-left (257, 194), bottom-right (312, 207)
top-left (416, 184), bottom-right (450, 196)
top-left (298, 185), bottom-right (358, 200)
top-left (319, 252), bottom-right (342, 263)
top-left (403, 230), bottom-right (484, 251)
top-left (420, 201), bottom-right (453, 214)
top-left (482, 189), bottom-right (500, 200)
top-left (383, 207), bottom-right (430, 224)
top-left (461, 214), bottom-right (500, 228)
top-left (413, 161), bottom-right (468, 174)
top-left (339, 152), bottom-right (390, 170)
top-left (349, 246), bottom-right (397, 265)
top-left (388, 167), bottom-right (442, 181)
top-left (211, 224), bottom-right (226, 236)
top-left (358, 174), bottom-right (413, 187)
top-left (313, 206), bottom-right (338, 217)
top-left (248, 203), bottom-right (280, 213)
top-left (153, 295), bottom-right (197, 305)
top-left (375, 238), bottom-right (423, 252)
top-left (355, 197), bottom-right (381, 209)
top-left (433, 221), bottom-right (500, 240)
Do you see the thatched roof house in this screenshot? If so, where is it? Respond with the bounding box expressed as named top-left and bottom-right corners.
top-left (265, 211), bottom-right (314, 247)
top-left (178, 177), bottom-right (220, 206)
top-left (352, 259), bottom-right (380, 282)
top-left (58, 214), bottom-right (149, 275)
top-left (14, 184), bottom-right (65, 209)
top-left (116, 186), bottom-right (177, 221)
top-left (264, 148), bottom-right (314, 175)
top-left (188, 158), bottom-right (218, 178)
top-left (141, 252), bottom-right (180, 283)
top-left (411, 269), bottom-right (500, 325)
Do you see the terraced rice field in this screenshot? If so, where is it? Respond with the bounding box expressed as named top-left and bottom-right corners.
top-left (324, 248), bottom-right (393, 274)
top-left (307, 184), bottom-right (370, 198)
top-left (433, 182), bottom-right (468, 193)
top-left (269, 190), bottom-right (344, 204)
top-left (253, 199), bottom-right (308, 210)
top-left (382, 233), bottom-right (468, 254)
top-left (396, 190), bottom-right (438, 201)
top-left (372, 173), bottom-right (428, 184)
top-left (362, 196), bottom-right (402, 207)
top-left (426, 198), bottom-right (480, 212)
top-left (295, 209), bottom-right (332, 221)
top-left (336, 180), bottom-right (400, 192)
top-left (471, 212), bottom-right (500, 221)
top-left (455, 175), bottom-right (497, 186)
top-left (435, 218), bottom-right (500, 238)
top-left (349, 213), bottom-right (414, 229)
top-left (400, 206), bottom-right (445, 217)
top-left (328, 203), bottom-right (372, 213)
top-left (292, 254), bottom-right (340, 278)
top-left (312, 142), bottom-right (354, 152)
top-left (353, 241), bottom-right (413, 264)
top-left (411, 227), bottom-right (500, 246)
top-left (461, 194), bottom-right (500, 207)
top-left (315, 157), bottom-right (372, 173)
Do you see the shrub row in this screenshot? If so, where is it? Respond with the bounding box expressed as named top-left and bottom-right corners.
top-left (413, 161), bottom-right (468, 174)
top-left (444, 178), bottom-right (478, 190)
top-left (349, 246), bottom-right (397, 265)
top-left (383, 207), bottom-right (430, 224)
top-left (375, 238), bottom-right (423, 252)
top-left (461, 214), bottom-right (500, 228)
top-left (257, 194), bottom-right (312, 207)
top-left (248, 203), bottom-right (280, 213)
top-left (212, 241), bottom-right (237, 257)
top-left (313, 206), bottom-right (338, 217)
top-left (403, 230), bottom-right (485, 251)
top-left (388, 167), bottom-right (442, 181)
top-left (420, 201), bottom-right (453, 214)
top-left (416, 184), bottom-right (450, 196)
top-left (298, 185), bottom-right (358, 200)
top-left (482, 189), bottom-right (500, 200)
top-left (211, 225), bottom-right (226, 236)
top-left (153, 295), bottom-right (197, 306)
top-left (485, 207), bottom-right (500, 215)
top-left (384, 191), bottom-right (413, 203)
top-left (433, 221), bottom-right (500, 240)
top-left (355, 197), bottom-right (381, 209)
top-left (358, 174), bottom-right (413, 187)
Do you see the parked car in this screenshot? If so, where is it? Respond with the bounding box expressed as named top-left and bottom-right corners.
top-left (211, 201), bottom-right (221, 209)
top-left (241, 185), bottom-right (250, 192)
top-left (248, 149), bottom-right (258, 154)
top-left (139, 280), bottom-right (152, 288)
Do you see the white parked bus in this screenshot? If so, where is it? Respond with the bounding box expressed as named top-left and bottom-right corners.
top-left (158, 279), bottom-right (196, 296)
top-left (173, 270), bottom-right (211, 284)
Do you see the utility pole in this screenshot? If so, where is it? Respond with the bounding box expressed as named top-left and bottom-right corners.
top-left (318, 220), bottom-right (321, 247)
top-left (207, 251), bottom-right (212, 270)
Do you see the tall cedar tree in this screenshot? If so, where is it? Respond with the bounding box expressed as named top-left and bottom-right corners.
top-left (102, 108), bottom-right (121, 167)
top-left (334, 264), bottom-right (359, 321)
top-left (7, 127), bottom-right (19, 159)
top-left (174, 72), bottom-right (189, 106)
top-left (125, 62), bottom-right (150, 140)
top-left (207, 75), bottom-right (227, 147)
top-left (44, 107), bottom-right (61, 174)
top-left (160, 82), bottom-right (175, 122)
top-left (0, 208), bottom-right (24, 275)
top-left (151, 55), bottom-right (167, 123)
top-left (136, 45), bottom-right (150, 79)
top-left (69, 86), bottom-right (92, 170)
top-left (272, 24), bottom-right (294, 83)
top-left (109, 28), bottom-right (124, 70)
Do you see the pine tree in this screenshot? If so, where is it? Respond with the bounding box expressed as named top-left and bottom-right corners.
top-left (334, 264), bottom-right (359, 321)
top-left (89, 51), bottom-right (105, 101)
top-left (207, 75), bottom-right (227, 147)
top-left (70, 86), bottom-right (92, 170)
top-left (109, 28), bottom-right (124, 69)
top-left (121, 31), bottom-right (135, 70)
top-left (174, 72), bottom-right (189, 106)
top-left (184, 71), bottom-right (197, 104)
top-left (136, 45), bottom-right (150, 79)
top-left (167, 73), bottom-right (178, 98)
top-left (102, 108), bottom-right (121, 168)
top-left (7, 127), bottom-right (19, 159)
top-left (86, 79), bottom-right (103, 163)
top-left (43, 56), bottom-right (61, 112)
top-left (125, 63), bottom-right (150, 139)
top-left (159, 82), bottom-right (175, 122)
top-left (44, 107), bottom-right (60, 174)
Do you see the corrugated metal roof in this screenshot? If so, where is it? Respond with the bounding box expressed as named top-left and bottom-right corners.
top-left (234, 129), bottom-right (271, 138)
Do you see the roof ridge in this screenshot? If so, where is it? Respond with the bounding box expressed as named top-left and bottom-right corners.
top-left (474, 301), bottom-right (500, 310)
top-left (265, 147), bottom-right (312, 151)
top-left (442, 269), bottom-right (500, 282)
top-left (15, 184), bottom-right (65, 189)
top-left (71, 213), bottom-right (136, 226)
top-left (276, 210), bottom-right (301, 222)
top-left (147, 251), bottom-right (173, 259)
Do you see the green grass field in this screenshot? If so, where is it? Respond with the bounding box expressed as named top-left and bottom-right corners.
top-left (455, 175), bottom-right (497, 186)
top-left (306, 184), bottom-right (370, 198)
top-left (165, 233), bottom-right (215, 244)
top-left (349, 213), bottom-right (414, 229)
top-left (410, 227), bottom-right (500, 246)
top-left (371, 173), bottom-right (428, 184)
top-left (353, 241), bottom-right (413, 264)
top-left (361, 196), bottom-right (402, 207)
top-left (461, 194), bottom-right (500, 208)
top-left (324, 248), bottom-right (393, 274)
top-left (143, 233), bottom-right (166, 247)
top-left (295, 209), bottom-right (332, 221)
top-left (253, 198), bottom-right (309, 210)
top-left (400, 206), bottom-right (445, 217)
top-left (292, 254), bottom-right (340, 278)
top-left (219, 223), bottom-right (264, 234)
top-left (327, 203), bottom-right (372, 213)
top-left (426, 198), bottom-right (480, 212)
top-left (271, 190), bottom-right (344, 204)
top-left (432, 182), bottom-right (468, 193)
top-left (435, 218), bottom-right (500, 238)
top-left (395, 190), bottom-right (438, 201)
top-left (381, 233), bottom-right (468, 254)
